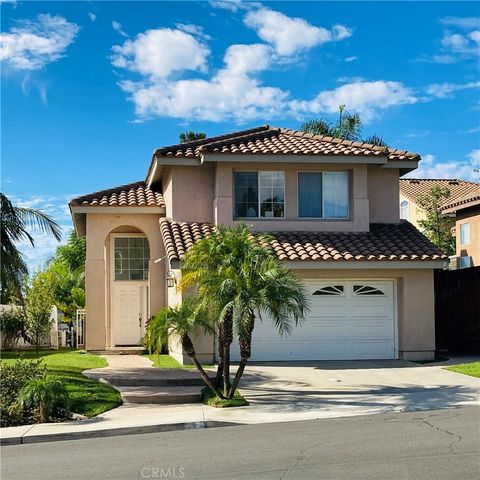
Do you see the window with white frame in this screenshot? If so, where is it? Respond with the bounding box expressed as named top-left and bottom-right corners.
top-left (400, 200), bottom-right (409, 220)
top-left (234, 171), bottom-right (285, 219)
top-left (114, 237), bottom-right (150, 281)
top-left (460, 223), bottom-right (470, 245)
top-left (298, 171), bottom-right (349, 219)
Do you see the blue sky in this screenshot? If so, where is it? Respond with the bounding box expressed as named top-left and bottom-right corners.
top-left (1, 0), bottom-right (479, 269)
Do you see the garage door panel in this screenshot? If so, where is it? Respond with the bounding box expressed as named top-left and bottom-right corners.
top-left (230, 279), bottom-right (396, 362)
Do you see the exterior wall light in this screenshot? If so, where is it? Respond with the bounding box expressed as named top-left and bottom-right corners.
top-left (166, 270), bottom-right (177, 288)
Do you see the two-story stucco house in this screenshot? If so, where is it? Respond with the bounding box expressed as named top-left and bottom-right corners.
top-left (70, 126), bottom-right (446, 363)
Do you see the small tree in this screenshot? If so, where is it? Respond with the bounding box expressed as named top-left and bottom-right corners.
top-left (416, 186), bottom-right (455, 256)
top-left (0, 306), bottom-right (26, 350)
top-left (179, 131), bottom-right (206, 143)
top-left (24, 271), bottom-right (55, 354)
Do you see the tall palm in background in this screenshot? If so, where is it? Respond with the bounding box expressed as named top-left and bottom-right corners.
top-left (301, 105), bottom-right (388, 147)
top-left (1, 192), bottom-right (62, 303)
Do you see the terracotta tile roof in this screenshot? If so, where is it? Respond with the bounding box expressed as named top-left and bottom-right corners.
top-left (442, 190), bottom-right (480, 212)
top-left (154, 125), bottom-right (420, 162)
top-left (399, 178), bottom-right (479, 207)
top-left (70, 181), bottom-right (165, 208)
top-left (160, 219), bottom-right (446, 263)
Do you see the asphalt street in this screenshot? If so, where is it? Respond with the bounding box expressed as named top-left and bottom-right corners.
top-left (2, 406), bottom-right (479, 480)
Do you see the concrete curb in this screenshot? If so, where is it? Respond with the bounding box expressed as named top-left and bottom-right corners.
top-left (1, 420), bottom-right (239, 446)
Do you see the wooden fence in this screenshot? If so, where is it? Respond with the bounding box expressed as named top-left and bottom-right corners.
top-left (435, 266), bottom-right (480, 353)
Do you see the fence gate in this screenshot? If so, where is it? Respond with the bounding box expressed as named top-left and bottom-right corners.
top-left (76, 308), bottom-right (86, 348)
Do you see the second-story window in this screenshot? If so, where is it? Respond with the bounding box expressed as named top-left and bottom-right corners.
top-left (234, 171), bottom-right (285, 219)
top-left (298, 171), bottom-right (349, 219)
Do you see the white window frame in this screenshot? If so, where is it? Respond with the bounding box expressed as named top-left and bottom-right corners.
top-left (460, 222), bottom-right (470, 245)
top-left (400, 200), bottom-right (409, 221)
top-left (234, 171), bottom-right (285, 220)
top-left (297, 171), bottom-right (350, 220)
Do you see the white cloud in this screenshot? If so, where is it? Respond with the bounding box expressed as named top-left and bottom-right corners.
top-left (344, 56), bottom-right (358, 62)
top-left (0, 14), bottom-right (79, 70)
top-left (425, 81), bottom-right (480, 99)
top-left (291, 80), bottom-right (417, 122)
top-left (118, 42), bottom-right (287, 122)
top-left (175, 23), bottom-right (211, 40)
top-left (244, 7), bottom-right (351, 56)
top-left (440, 16), bottom-right (480, 29)
top-left (111, 28), bottom-right (210, 79)
top-left (209, 0), bottom-right (259, 12)
top-left (112, 20), bottom-right (129, 38)
top-left (404, 152), bottom-right (480, 182)
top-left (88, 12), bottom-right (96, 22)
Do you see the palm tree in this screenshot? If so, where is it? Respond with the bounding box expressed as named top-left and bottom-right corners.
top-left (181, 225), bottom-right (309, 399)
top-left (1, 193), bottom-right (62, 303)
top-left (179, 131), bottom-right (206, 143)
top-left (301, 105), bottom-right (388, 146)
top-left (144, 297), bottom-right (222, 397)
top-left (20, 378), bottom-right (70, 423)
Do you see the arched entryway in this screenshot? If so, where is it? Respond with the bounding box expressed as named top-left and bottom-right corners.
top-left (109, 229), bottom-right (150, 346)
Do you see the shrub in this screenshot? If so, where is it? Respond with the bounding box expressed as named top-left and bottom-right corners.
top-left (0, 358), bottom-right (47, 427)
top-left (20, 378), bottom-right (70, 423)
top-left (0, 307), bottom-right (26, 350)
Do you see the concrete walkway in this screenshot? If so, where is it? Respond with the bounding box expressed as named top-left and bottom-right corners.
top-left (85, 355), bottom-right (205, 404)
top-left (2, 357), bottom-right (479, 445)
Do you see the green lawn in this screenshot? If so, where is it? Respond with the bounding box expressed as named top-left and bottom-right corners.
top-left (0, 349), bottom-right (121, 417)
top-left (201, 387), bottom-right (249, 408)
top-left (148, 353), bottom-right (213, 369)
top-left (445, 361), bottom-right (480, 379)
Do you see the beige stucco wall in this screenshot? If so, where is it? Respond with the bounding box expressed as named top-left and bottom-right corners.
top-left (455, 209), bottom-right (480, 266)
top-left (368, 166), bottom-right (400, 223)
top-left (164, 164), bottom-right (215, 223)
top-left (214, 162), bottom-right (370, 232)
top-left (85, 212), bottom-right (166, 351)
top-left (399, 194), bottom-right (426, 230)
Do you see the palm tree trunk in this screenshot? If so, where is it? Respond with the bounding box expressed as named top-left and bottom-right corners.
top-left (214, 323), bottom-right (224, 388)
top-left (222, 310), bottom-right (233, 397)
top-left (181, 333), bottom-right (225, 399)
top-left (228, 314), bottom-right (255, 399)
top-left (39, 403), bottom-right (49, 423)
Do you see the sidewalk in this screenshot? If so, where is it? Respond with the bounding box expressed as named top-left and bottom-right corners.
top-left (2, 358), bottom-right (479, 446)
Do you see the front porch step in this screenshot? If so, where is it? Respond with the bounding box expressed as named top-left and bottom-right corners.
top-left (120, 386), bottom-right (202, 405)
top-left (99, 377), bottom-right (205, 387)
top-left (104, 347), bottom-right (146, 355)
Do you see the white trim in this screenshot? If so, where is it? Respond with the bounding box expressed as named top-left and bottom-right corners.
top-left (202, 153), bottom-right (389, 164)
top-left (286, 260), bottom-right (446, 269)
top-left (71, 206), bottom-right (165, 214)
top-left (109, 233), bottom-right (150, 347)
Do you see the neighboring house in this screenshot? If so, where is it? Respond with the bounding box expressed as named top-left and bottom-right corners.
top-left (442, 190), bottom-right (480, 268)
top-left (399, 178), bottom-right (479, 229)
top-left (70, 126), bottom-right (447, 363)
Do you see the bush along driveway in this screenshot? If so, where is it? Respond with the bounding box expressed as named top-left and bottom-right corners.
top-left (0, 350), bottom-right (121, 426)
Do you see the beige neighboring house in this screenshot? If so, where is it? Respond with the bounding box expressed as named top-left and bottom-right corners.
top-left (399, 178), bottom-right (479, 230)
top-left (442, 190), bottom-right (480, 268)
top-left (70, 126), bottom-right (447, 363)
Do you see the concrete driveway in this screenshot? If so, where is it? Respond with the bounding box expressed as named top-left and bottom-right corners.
top-left (218, 357), bottom-right (480, 423)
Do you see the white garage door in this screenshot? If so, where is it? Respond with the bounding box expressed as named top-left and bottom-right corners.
top-left (231, 280), bottom-right (396, 361)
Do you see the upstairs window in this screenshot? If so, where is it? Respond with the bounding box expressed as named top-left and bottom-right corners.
top-left (234, 172), bottom-right (285, 219)
top-left (400, 200), bottom-right (409, 220)
top-left (460, 223), bottom-right (470, 245)
top-left (298, 172), bottom-right (349, 219)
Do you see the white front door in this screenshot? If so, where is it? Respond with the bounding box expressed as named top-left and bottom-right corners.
top-left (111, 235), bottom-right (150, 347)
top-left (112, 283), bottom-right (147, 346)
top-left (231, 279), bottom-right (396, 361)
